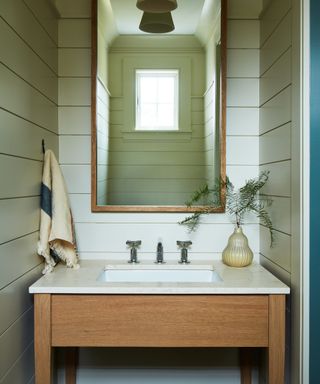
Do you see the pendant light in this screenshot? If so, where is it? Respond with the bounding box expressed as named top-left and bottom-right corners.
top-left (139, 11), bottom-right (175, 33)
top-left (136, 0), bottom-right (177, 13)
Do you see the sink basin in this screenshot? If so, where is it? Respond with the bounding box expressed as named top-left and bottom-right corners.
top-left (97, 266), bottom-right (222, 283)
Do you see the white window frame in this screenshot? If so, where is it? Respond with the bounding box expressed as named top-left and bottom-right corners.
top-left (135, 69), bottom-right (179, 131)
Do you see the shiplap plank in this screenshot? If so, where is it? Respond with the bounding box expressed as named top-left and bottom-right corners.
top-left (0, 307), bottom-right (34, 379)
top-left (0, 18), bottom-right (57, 103)
top-left (106, 192), bottom-right (200, 206)
top-left (260, 123), bottom-right (291, 164)
top-left (23, 0), bottom-right (59, 43)
top-left (260, 11), bottom-right (292, 75)
top-left (227, 108), bottom-right (259, 136)
top-left (260, 226), bottom-right (291, 273)
top-left (260, 0), bottom-right (292, 46)
top-left (0, 64), bottom-right (57, 133)
top-left (227, 20), bottom-right (260, 49)
top-left (59, 136), bottom-right (90, 164)
top-left (0, 109), bottom-right (58, 160)
top-left (260, 161), bottom-right (291, 197)
top-left (75, 222), bottom-right (260, 254)
top-left (107, 165), bottom-right (205, 179)
top-left (227, 79), bottom-right (259, 107)
top-left (58, 106), bottom-right (91, 134)
top-left (227, 165), bottom-right (259, 189)
top-left (259, 254), bottom-right (291, 286)
top-left (58, 48), bottom-right (91, 77)
top-left (58, 19), bottom-right (91, 47)
top-left (227, 137), bottom-right (259, 165)
top-left (58, 77), bottom-right (91, 106)
top-left (109, 138), bottom-right (204, 152)
top-left (227, 49), bottom-right (260, 78)
top-left (55, 0), bottom-right (91, 18)
top-left (0, 197), bottom-right (39, 244)
top-left (228, 0), bottom-right (263, 19)
top-left (0, 0), bottom-right (57, 73)
top-left (0, 232), bottom-right (41, 290)
top-left (0, 342), bottom-right (34, 384)
top-left (61, 164), bottom-right (91, 193)
top-left (263, 196), bottom-right (291, 235)
top-left (260, 48), bottom-right (292, 106)
top-left (260, 86), bottom-right (291, 134)
top-left (0, 265), bottom-right (42, 335)
top-left (0, 156), bottom-right (42, 199)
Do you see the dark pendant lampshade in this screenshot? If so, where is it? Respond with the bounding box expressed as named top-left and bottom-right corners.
top-left (136, 0), bottom-right (177, 13)
top-left (139, 11), bottom-right (175, 33)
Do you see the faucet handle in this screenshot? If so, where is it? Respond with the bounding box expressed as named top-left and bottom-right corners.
top-left (126, 240), bottom-right (141, 263)
top-left (177, 241), bottom-right (192, 264)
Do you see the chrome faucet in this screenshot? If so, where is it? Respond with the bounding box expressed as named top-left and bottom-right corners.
top-left (177, 241), bottom-right (192, 264)
top-left (126, 240), bottom-right (141, 263)
top-left (155, 242), bottom-right (165, 264)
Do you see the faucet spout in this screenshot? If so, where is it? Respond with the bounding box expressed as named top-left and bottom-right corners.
top-left (155, 242), bottom-right (165, 264)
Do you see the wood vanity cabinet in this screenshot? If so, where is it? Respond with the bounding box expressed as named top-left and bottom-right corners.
top-left (34, 293), bottom-right (286, 384)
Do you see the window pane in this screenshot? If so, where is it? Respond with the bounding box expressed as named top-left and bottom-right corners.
top-left (158, 104), bottom-right (175, 127)
top-left (158, 77), bottom-right (175, 103)
top-left (140, 104), bottom-right (157, 127)
top-left (140, 77), bottom-right (157, 103)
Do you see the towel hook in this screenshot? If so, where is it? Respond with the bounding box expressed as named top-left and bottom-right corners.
top-left (42, 139), bottom-right (45, 154)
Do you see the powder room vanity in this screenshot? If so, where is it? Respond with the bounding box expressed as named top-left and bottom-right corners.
top-left (29, 260), bottom-right (289, 384)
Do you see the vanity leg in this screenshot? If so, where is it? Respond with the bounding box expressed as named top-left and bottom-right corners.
top-left (268, 295), bottom-right (285, 384)
top-left (34, 294), bottom-right (52, 384)
top-left (240, 348), bottom-right (252, 384)
top-left (66, 347), bottom-right (78, 384)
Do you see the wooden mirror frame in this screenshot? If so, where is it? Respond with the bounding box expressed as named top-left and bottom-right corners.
top-left (91, 0), bottom-right (227, 212)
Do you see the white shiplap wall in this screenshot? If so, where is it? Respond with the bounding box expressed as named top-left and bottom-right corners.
top-left (0, 0), bottom-right (58, 382)
top-left (259, 0), bottom-right (292, 294)
top-left (58, 1), bottom-right (261, 383)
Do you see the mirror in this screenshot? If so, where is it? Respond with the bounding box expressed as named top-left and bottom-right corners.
top-left (91, 0), bottom-right (226, 212)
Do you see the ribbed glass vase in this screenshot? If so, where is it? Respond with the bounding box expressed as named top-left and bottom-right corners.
top-left (222, 227), bottom-right (253, 267)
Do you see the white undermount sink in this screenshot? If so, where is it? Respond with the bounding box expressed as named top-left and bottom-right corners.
top-left (97, 265), bottom-right (222, 283)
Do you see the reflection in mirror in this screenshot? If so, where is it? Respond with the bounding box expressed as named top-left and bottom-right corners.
top-left (91, 0), bottom-right (226, 212)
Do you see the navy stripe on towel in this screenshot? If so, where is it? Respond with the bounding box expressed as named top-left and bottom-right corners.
top-left (40, 183), bottom-right (52, 217)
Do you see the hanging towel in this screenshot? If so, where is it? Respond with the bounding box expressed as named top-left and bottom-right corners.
top-left (38, 149), bottom-right (79, 274)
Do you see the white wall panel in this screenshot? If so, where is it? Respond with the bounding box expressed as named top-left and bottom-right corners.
top-left (260, 11), bottom-right (292, 75)
top-left (0, 200), bottom-right (35, 245)
top-left (58, 106), bottom-right (91, 134)
top-left (0, 307), bottom-right (34, 379)
top-left (58, 48), bottom-right (91, 77)
top-left (0, 109), bottom-right (58, 161)
top-left (0, 18), bottom-right (57, 103)
top-left (227, 108), bottom-right (259, 135)
top-left (227, 20), bottom-right (260, 48)
top-left (260, 226), bottom-right (291, 272)
top-left (59, 136), bottom-right (91, 164)
top-left (0, 156), bottom-right (42, 199)
top-left (227, 79), bottom-right (259, 107)
top-left (58, 77), bottom-right (91, 106)
top-left (260, 161), bottom-right (291, 197)
top-left (260, 0), bottom-right (291, 46)
top-left (61, 165), bottom-right (91, 193)
top-left (0, 0), bottom-right (58, 73)
top-left (227, 137), bottom-right (259, 165)
top-left (260, 48), bottom-right (291, 105)
top-left (0, 64), bottom-right (57, 133)
top-left (0, 232), bottom-right (41, 290)
top-left (260, 86), bottom-right (291, 134)
top-left (227, 49), bottom-right (260, 78)
top-left (260, 123), bottom-right (291, 164)
top-left (0, 265), bottom-right (42, 335)
top-left (58, 19), bottom-right (91, 47)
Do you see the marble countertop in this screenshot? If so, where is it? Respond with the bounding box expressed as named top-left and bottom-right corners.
top-left (29, 260), bottom-right (290, 294)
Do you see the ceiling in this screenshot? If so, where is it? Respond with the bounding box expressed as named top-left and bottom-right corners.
top-left (109, 0), bottom-right (207, 35)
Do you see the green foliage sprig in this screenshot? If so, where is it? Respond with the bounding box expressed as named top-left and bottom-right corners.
top-left (179, 171), bottom-right (274, 246)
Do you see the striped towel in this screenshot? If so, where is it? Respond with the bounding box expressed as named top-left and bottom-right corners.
top-left (37, 150), bottom-right (79, 274)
